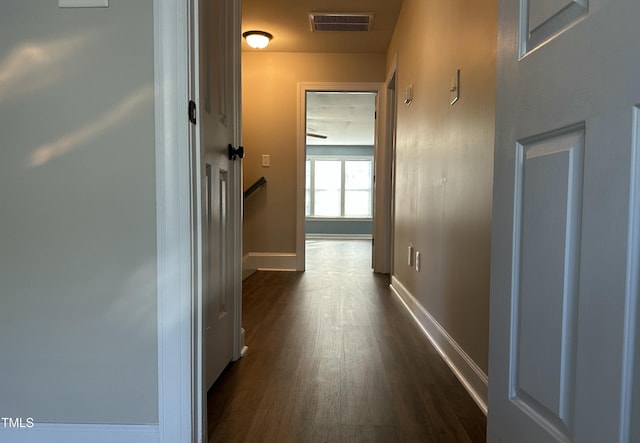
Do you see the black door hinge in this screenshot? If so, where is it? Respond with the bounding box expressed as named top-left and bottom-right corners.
top-left (188, 100), bottom-right (197, 125)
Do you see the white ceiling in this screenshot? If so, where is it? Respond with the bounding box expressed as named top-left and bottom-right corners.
top-left (306, 92), bottom-right (377, 146)
top-left (241, 0), bottom-right (403, 53)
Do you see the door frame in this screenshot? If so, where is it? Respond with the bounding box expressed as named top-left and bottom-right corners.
top-left (384, 55), bottom-right (398, 276)
top-left (296, 82), bottom-right (386, 271)
top-left (154, 0), bottom-right (243, 441)
top-left (154, 0), bottom-right (195, 441)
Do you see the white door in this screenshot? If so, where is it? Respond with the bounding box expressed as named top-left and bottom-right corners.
top-left (488, 0), bottom-right (640, 442)
top-left (195, 0), bottom-right (242, 391)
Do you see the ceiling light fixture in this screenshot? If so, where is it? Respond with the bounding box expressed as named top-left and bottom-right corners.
top-left (242, 30), bottom-right (273, 49)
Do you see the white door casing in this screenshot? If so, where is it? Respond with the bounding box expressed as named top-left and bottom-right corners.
top-left (296, 82), bottom-right (385, 271)
top-left (488, 0), bottom-right (640, 442)
top-left (384, 56), bottom-right (398, 277)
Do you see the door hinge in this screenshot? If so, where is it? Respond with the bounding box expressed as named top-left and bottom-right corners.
top-left (188, 100), bottom-right (197, 125)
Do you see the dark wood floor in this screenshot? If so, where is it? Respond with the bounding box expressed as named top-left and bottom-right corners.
top-left (208, 240), bottom-right (486, 442)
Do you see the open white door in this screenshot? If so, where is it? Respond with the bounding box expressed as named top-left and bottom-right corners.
top-left (190, 0), bottom-right (242, 429)
top-left (195, 0), bottom-right (243, 392)
top-left (488, 0), bottom-right (640, 442)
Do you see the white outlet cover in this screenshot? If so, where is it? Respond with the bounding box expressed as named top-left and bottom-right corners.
top-left (59, 0), bottom-right (108, 7)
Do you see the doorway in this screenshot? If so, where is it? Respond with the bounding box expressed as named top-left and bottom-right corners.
top-left (304, 91), bottom-right (376, 271)
top-left (296, 83), bottom-right (387, 272)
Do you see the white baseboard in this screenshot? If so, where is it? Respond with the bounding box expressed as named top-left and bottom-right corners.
top-left (0, 423), bottom-right (158, 443)
top-left (242, 252), bottom-right (298, 272)
top-left (390, 276), bottom-right (488, 415)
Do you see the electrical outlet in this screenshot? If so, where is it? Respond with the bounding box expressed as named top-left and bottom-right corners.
top-left (415, 251), bottom-right (421, 272)
top-left (408, 245), bottom-right (414, 267)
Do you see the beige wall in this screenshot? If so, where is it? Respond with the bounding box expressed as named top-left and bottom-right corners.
top-left (242, 52), bottom-right (386, 254)
top-left (387, 0), bottom-right (497, 373)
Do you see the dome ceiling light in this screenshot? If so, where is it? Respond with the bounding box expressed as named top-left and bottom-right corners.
top-left (242, 30), bottom-right (273, 49)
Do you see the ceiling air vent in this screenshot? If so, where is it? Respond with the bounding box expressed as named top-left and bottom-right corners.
top-left (309, 12), bottom-right (374, 32)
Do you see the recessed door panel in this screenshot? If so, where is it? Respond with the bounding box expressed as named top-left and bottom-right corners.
top-left (520, 0), bottom-right (588, 56)
top-left (511, 126), bottom-right (584, 438)
top-left (218, 169), bottom-right (228, 317)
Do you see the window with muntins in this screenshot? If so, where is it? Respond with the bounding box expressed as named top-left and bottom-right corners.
top-left (306, 156), bottom-right (373, 218)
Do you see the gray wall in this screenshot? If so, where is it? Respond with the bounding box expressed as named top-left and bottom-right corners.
top-left (306, 219), bottom-right (372, 236)
top-left (0, 1), bottom-right (158, 424)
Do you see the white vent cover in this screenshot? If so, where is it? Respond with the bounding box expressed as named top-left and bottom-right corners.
top-left (309, 12), bottom-right (374, 32)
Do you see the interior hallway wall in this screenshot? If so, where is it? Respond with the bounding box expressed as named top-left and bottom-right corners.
top-left (387, 0), bottom-right (497, 374)
top-left (0, 1), bottom-right (158, 424)
top-left (242, 52), bottom-right (385, 255)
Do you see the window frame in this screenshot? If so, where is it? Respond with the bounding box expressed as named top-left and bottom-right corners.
top-left (306, 155), bottom-right (374, 219)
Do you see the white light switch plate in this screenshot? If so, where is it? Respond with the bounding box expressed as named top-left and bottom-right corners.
top-left (261, 155), bottom-right (270, 167)
top-left (59, 0), bottom-right (108, 7)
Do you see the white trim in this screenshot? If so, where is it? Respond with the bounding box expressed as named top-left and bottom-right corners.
top-left (154, 1), bottom-right (195, 442)
top-left (0, 424), bottom-right (158, 443)
top-left (619, 106), bottom-right (640, 442)
top-left (231, 0), bottom-right (245, 363)
top-left (379, 55), bottom-right (398, 276)
top-left (297, 82), bottom-right (385, 273)
top-left (243, 252), bottom-right (298, 272)
top-left (390, 276), bottom-right (489, 415)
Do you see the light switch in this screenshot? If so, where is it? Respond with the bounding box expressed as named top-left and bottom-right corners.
top-left (261, 155), bottom-right (271, 167)
top-left (59, 0), bottom-right (108, 7)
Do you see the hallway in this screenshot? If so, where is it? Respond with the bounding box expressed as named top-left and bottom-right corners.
top-left (208, 240), bottom-right (486, 442)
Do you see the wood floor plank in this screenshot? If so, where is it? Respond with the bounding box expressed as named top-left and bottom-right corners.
top-left (208, 240), bottom-right (486, 442)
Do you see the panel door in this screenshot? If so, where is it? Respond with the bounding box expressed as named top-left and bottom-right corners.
top-left (198, 0), bottom-right (238, 390)
top-left (488, 0), bottom-right (640, 442)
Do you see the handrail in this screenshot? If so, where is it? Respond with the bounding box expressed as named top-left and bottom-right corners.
top-left (244, 176), bottom-right (267, 199)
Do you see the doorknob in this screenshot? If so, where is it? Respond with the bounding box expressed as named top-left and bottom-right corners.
top-left (228, 144), bottom-right (244, 160)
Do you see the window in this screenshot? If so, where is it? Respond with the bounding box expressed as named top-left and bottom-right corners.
top-left (306, 156), bottom-right (373, 218)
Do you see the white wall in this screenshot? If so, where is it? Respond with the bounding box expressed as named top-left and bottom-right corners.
top-left (0, 1), bottom-right (158, 425)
